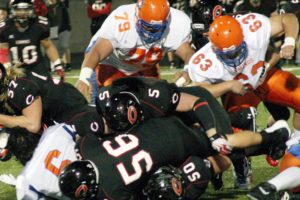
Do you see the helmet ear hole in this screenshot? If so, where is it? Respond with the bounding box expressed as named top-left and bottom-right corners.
top-left (104, 92), bottom-right (143, 133)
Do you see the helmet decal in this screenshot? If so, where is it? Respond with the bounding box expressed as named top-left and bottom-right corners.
top-left (212, 5), bottom-right (223, 20)
top-left (171, 177), bottom-right (183, 196)
top-left (128, 105), bottom-right (138, 125)
top-left (75, 184), bottom-right (88, 198)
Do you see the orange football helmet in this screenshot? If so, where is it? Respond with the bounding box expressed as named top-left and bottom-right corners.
top-left (136, 0), bottom-right (170, 43)
top-left (209, 15), bottom-right (248, 72)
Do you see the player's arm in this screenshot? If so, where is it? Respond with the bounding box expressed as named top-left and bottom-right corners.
top-left (176, 92), bottom-right (232, 154)
top-left (173, 42), bottom-right (195, 86)
top-left (76, 38), bottom-right (113, 97)
top-left (175, 42), bottom-right (194, 65)
top-left (191, 81), bottom-right (246, 98)
top-left (79, 38), bottom-right (113, 83)
top-left (41, 38), bottom-right (64, 79)
top-left (270, 13), bottom-right (299, 59)
top-left (0, 97), bottom-right (42, 133)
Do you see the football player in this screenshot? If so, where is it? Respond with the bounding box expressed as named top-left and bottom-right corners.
top-left (76, 0), bottom-right (195, 101)
top-left (3, 124), bottom-right (77, 199)
top-left (96, 76), bottom-right (291, 160)
top-left (58, 116), bottom-right (290, 199)
top-left (1, 115), bottom-right (227, 199)
top-left (180, 12), bottom-right (300, 151)
top-left (0, 63), bottom-right (104, 137)
top-left (0, 0), bottom-right (64, 79)
top-left (247, 135), bottom-right (300, 200)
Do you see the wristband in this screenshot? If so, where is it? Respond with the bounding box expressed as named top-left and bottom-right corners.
top-left (209, 133), bottom-right (221, 143)
top-left (79, 67), bottom-right (93, 86)
top-left (183, 64), bottom-right (189, 72)
top-left (282, 37), bottom-right (295, 48)
top-left (53, 59), bottom-right (63, 70)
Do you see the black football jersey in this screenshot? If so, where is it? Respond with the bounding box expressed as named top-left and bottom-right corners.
top-left (97, 77), bottom-right (180, 120)
top-left (279, 0), bottom-right (300, 22)
top-left (6, 72), bottom-right (88, 128)
top-left (0, 17), bottom-right (50, 76)
top-left (77, 116), bottom-right (213, 199)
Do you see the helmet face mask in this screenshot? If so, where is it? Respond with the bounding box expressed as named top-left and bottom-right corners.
top-left (10, 0), bottom-right (35, 28)
top-left (136, 0), bottom-right (170, 44)
top-left (104, 92), bottom-right (143, 133)
top-left (214, 41), bottom-right (248, 73)
top-left (136, 18), bottom-right (168, 44)
top-left (59, 160), bottom-right (100, 200)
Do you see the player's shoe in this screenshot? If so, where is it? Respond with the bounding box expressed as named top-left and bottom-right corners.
top-left (247, 182), bottom-right (277, 200)
top-left (233, 157), bottom-right (252, 190)
top-left (261, 120), bottom-right (291, 160)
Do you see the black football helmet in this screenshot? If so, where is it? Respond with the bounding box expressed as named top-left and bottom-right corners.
top-left (103, 91), bottom-right (144, 133)
top-left (191, 0), bottom-right (225, 34)
top-left (143, 165), bottom-right (185, 200)
top-left (59, 160), bottom-right (99, 200)
top-left (10, 0), bottom-right (35, 28)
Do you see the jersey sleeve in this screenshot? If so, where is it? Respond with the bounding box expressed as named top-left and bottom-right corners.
top-left (237, 13), bottom-right (271, 50)
top-left (141, 78), bottom-right (180, 116)
top-left (7, 79), bottom-right (40, 111)
top-left (35, 16), bottom-right (50, 40)
top-left (187, 43), bottom-right (225, 83)
top-left (16, 175), bottom-right (42, 200)
top-left (96, 5), bottom-right (135, 49)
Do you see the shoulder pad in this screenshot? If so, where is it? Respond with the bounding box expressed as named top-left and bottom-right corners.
top-left (36, 16), bottom-right (49, 26)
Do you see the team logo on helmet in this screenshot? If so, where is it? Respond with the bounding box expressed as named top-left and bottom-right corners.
top-left (75, 184), bottom-right (88, 198)
top-left (171, 177), bottom-right (183, 196)
top-left (212, 5), bottom-right (223, 20)
top-left (128, 105), bottom-right (138, 125)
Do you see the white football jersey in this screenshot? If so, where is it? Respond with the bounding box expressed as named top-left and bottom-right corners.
top-left (86, 4), bottom-right (191, 75)
top-left (16, 124), bottom-right (77, 200)
top-left (187, 13), bottom-right (271, 90)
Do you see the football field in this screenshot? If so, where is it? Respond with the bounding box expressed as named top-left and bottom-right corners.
top-left (0, 66), bottom-right (299, 200)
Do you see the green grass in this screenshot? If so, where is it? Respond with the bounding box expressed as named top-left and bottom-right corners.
top-left (0, 66), bottom-right (299, 200)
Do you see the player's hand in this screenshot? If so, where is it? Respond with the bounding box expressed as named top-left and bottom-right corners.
top-left (230, 80), bottom-right (247, 95)
top-left (209, 134), bottom-right (232, 155)
top-left (76, 80), bottom-right (90, 101)
top-left (0, 174), bottom-right (16, 186)
top-left (280, 45), bottom-right (295, 59)
top-left (173, 71), bottom-right (191, 87)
